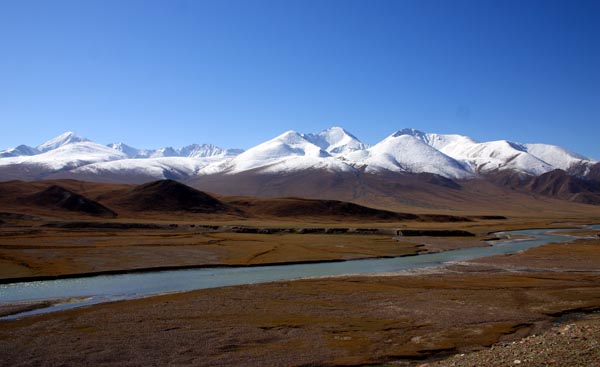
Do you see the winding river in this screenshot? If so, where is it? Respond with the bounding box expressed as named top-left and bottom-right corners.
top-left (1, 225), bottom-right (598, 320)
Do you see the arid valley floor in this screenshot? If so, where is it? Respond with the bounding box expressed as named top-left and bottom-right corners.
top-left (0, 179), bottom-right (599, 366)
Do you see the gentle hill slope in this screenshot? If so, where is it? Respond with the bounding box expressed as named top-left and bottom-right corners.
top-left (23, 185), bottom-right (117, 218)
top-left (104, 179), bottom-right (231, 213)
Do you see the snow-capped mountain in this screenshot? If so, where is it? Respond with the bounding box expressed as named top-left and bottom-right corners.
top-left (108, 142), bottom-right (242, 159)
top-left (202, 130), bottom-right (355, 174)
top-left (345, 130), bottom-right (473, 179)
top-left (0, 141), bottom-right (128, 171)
top-left (68, 157), bottom-right (222, 183)
top-left (37, 132), bottom-right (90, 153)
top-left (0, 144), bottom-right (40, 158)
top-left (0, 128), bottom-right (596, 185)
top-left (398, 129), bottom-right (593, 176)
top-left (0, 132), bottom-right (243, 180)
top-left (521, 144), bottom-right (590, 171)
top-left (179, 144), bottom-right (242, 158)
top-left (106, 143), bottom-right (148, 158)
top-left (302, 126), bottom-right (368, 155)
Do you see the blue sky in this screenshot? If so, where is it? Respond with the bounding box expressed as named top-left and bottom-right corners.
top-left (1, 0), bottom-right (598, 158)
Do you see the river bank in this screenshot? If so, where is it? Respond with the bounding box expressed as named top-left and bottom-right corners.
top-left (1, 236), bottom-right (599, 366)
top-left (1, 227), bottom-right (583, 319)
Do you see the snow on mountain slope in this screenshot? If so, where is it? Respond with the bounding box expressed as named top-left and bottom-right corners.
top-left (396, 129), bottom-right (563, 176)
top-left (385, 128), bottom-right (477, 152)
top-left (179, 144), bottom-right (242, 158)
top-left (346, 131), bottom-right (473, 179)
top-left (107, 144), bottom-right (179, 158)
top-left (207, 130), bottom-right (354, 174)
top-left (0, 127), bottom-right (595, 182)
top-left (147, 147), bottom-right (179, 158)
top-left (37, 132), bottom-right (90, 152)
top-left (421, 133), bottom-right (479, 153)
top-left (107, 143), bottom-right (144, 158)
top-left (522, 143), bottom-right (595, 170)
top-left (108, 142), bottom-right (242, 159)
top-left (303, 127), bottom-right (367, 155)
top-left (0, 144), bottom-right (40, 158)
top-left (72, 156), bottom-right (219, 180)
top-left (457, 140), bottom-right (554, 175)
top-left (0, 142), bottom-right (127, 171)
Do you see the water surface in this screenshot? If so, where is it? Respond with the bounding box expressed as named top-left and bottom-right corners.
top-left (1, 225), bottom-right (597, 319)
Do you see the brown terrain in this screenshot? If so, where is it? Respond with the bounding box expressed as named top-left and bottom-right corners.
top-left (0, 179), bottom-right (599, 366)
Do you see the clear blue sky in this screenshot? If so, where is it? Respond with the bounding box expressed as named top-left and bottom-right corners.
top-left (1, 0), bottom-right (598, 158)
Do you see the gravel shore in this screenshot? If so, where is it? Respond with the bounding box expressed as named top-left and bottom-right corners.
top-left (429, 314), bottom-right (600, 367)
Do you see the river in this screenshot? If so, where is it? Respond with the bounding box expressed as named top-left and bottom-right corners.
top-left (1, 225), bottom-right (597, 320)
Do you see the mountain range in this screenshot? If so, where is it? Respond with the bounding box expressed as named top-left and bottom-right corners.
top-left (1, 127), bottom-right (599, 208)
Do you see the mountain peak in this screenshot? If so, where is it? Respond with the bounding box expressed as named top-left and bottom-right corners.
top-left (278, 130), bottom-right (301, 138)
top-left (364, 131), bottom-right (474, 179)
top-left (303, 126), bottom-right (366, 155)
top-left (37, 131), bottom-right (90, 152)
top-left (391, 128), bottom-right (427, 139)
top-left (0, 144), bottom-right (40, 158)
top-left (322, 126), bottom-right (350, 134)
top-left (318, 126), bottom-right (358, 139)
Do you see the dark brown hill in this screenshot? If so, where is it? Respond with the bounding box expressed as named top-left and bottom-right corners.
top-left (525, 169), bottom-right (600, 205)
top-left (585, 162), bottom-right (600, 182)
top-left (226, 197), bottom-right (471, 222)
top-left (228, 197), bottom-right (418, 220)
top-left (108, 179), bottom-right (230, 213)
top-left (0, 180), bottom-right (37, 199)
top-left (484, 171), bottom-right (532, 190)
top-left (186, 169), bottom-right (577, 215)
top-left (1, 177), bottom-right (597, 221)
top-left (23, 185), bottom-right (117, 217)
top-left (567, 161), bottom-right (600, 180)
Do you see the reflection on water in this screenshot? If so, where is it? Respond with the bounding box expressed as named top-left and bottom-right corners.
top-left (1, 225), bottom-right (598, 320)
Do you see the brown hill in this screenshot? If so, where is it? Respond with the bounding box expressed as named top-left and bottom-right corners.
top-left (1, 177), bottom-right (598, 222)
top-left (484, 171), bottom-right (532, 190)
top-left (186, 169), bottom-right (471, 212)
top-left (0, 180), bottom-right (40, 198)
top-left (106, 179), bottom-right (231, 213)
top-left (23, 185), bottom-right (117, 218)
top-left (525, 169), bottom-right (600, 205)
top-left (585, 162), bottom-right (600, 182)
top-left (186, 169), bottom-right (598, 216)
top-left (227, 197), bottom-right (472, 222)
top-left (567, 161), bottom-right (600, 180)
